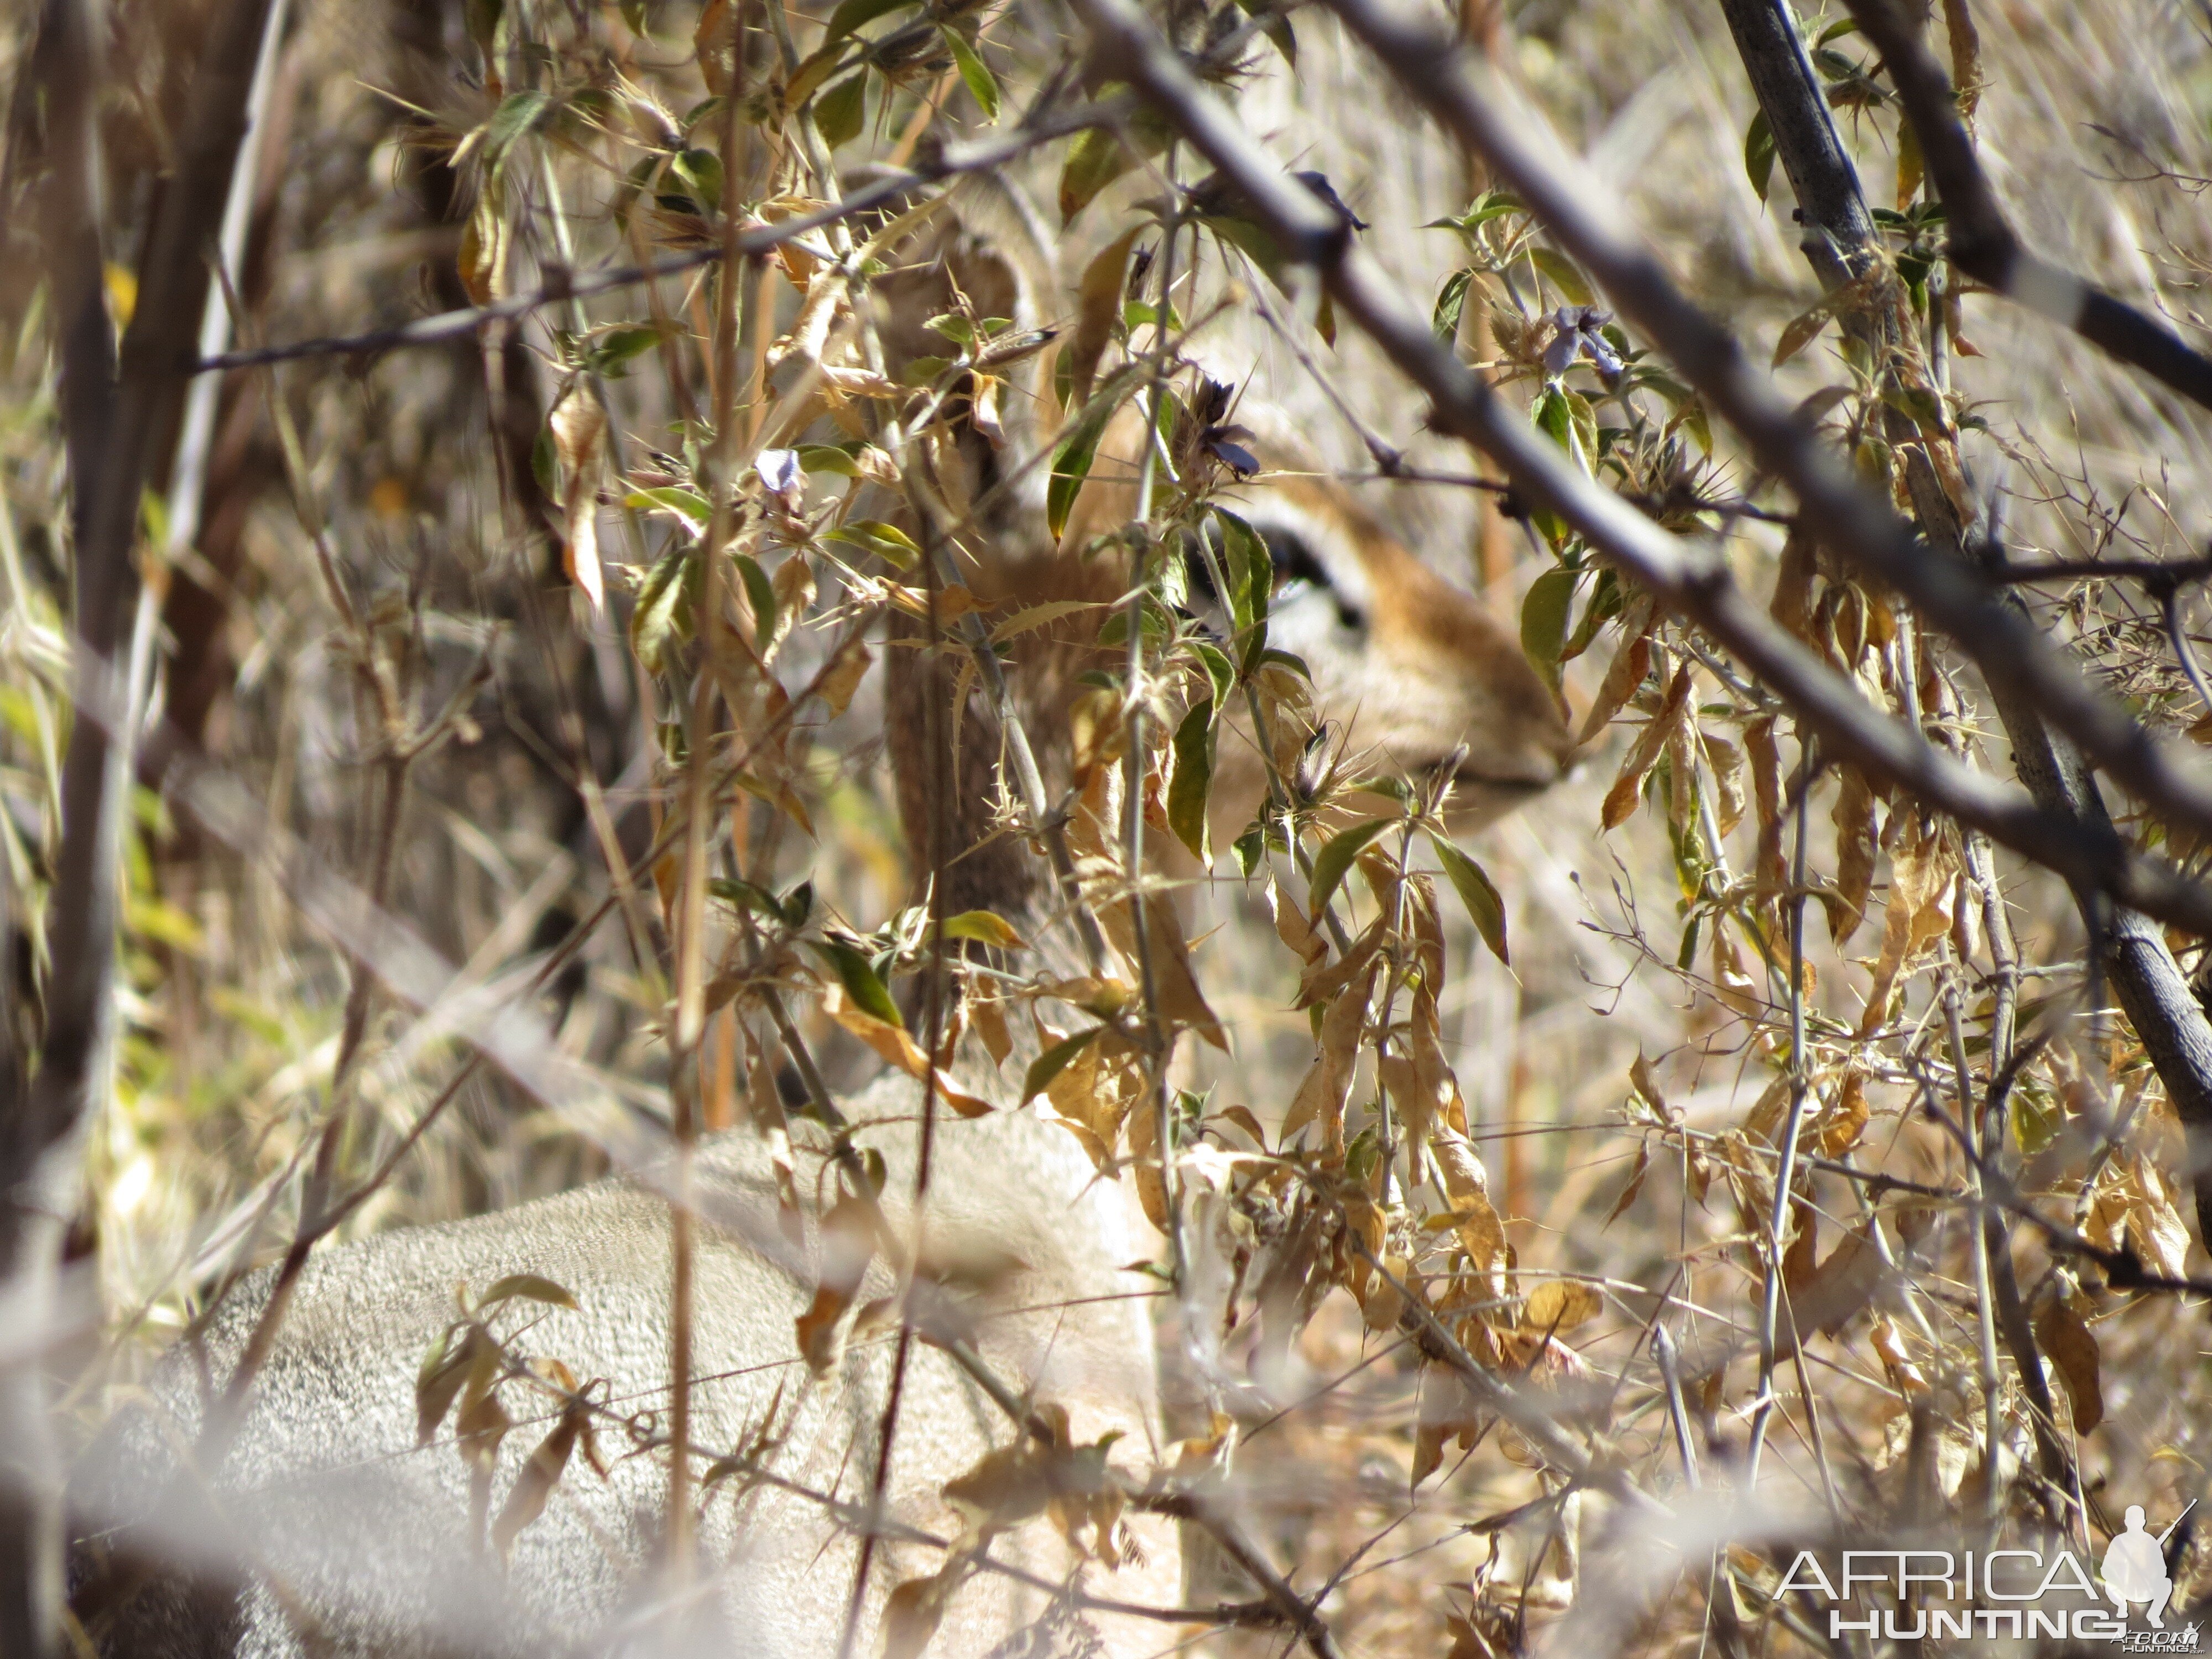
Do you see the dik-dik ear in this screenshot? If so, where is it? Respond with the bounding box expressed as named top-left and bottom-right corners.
top-left (869, 222), bottom-right (1027, 374)
top-left (861, 175), bottom-right (1051, 377)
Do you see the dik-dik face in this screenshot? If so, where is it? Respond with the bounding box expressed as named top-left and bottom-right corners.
top-left (1194, 458), bottom-right (1574, 829)
top-left (1040, 411), bottom-right (1575, 838)
top-left (871, 207), bottom-right (1572, 901)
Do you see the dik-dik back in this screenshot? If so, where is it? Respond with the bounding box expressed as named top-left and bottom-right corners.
top-left (74, 1094), bottom-right (1177, 1658)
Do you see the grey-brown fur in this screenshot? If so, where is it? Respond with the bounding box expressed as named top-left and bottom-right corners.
top-left (71, 1091), bottom-right (1175, 1658)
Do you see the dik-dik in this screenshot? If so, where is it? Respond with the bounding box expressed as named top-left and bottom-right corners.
top-left (67, 207), bottom-right (1571, 1659)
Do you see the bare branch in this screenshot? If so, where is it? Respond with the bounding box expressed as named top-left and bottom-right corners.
top-left (1714, 0), bottom-right (2212, 1256)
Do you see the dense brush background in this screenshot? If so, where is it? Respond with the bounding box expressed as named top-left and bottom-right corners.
top-left (6, 0), bottom-right (2212, 1651)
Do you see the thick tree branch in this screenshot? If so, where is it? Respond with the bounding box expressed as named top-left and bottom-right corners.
top-left (4, 7), bottom-right (114, 1646)
top-left (1065, 0), bottom-right (2212, 943)
top-left (1844, 0), bottom-right (2212, 414)
top-left (1311, 0), bottom-right (2212, 854)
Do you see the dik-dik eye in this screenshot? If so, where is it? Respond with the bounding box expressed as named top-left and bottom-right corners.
top-left (1179, 525), bottom-right (1367, 632)
top-left (1263, 528), bottom-right (1368, 632)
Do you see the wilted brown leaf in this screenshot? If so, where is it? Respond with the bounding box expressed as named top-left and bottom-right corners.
top-left (1577, 591), bottom-right (1655, 745)
top-left (1819, 1068), bottom-right (1869, 1158)
top-left (551, 385), bottom-right (609, 613)
top-left (1069, 226), bottom-right (1145, 409)
top-left (881, 1569), bottom-right (961, 1659)
top-left (1601, 662), bottom-right (1693, 831)
top-left (1521, 1278), bottom-right (1602, 1333)
top-left (1858, 820), bottom-right (1958, 1035)
top-left (2034, 1288), bottom-right (2105, 1432)
top-left (491, 1401), bottom-right (586, 1564)
top-left (1830, 765), bottom-right (1877, 944)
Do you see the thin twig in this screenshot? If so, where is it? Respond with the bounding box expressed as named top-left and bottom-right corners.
top-left (1743, 735), bottom-right (1814, 1486)
top-left (189, 97), bottom-right (1133, 374)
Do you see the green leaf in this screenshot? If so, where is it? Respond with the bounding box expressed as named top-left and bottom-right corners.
top-left (1520, 566), bottom-right (1576, 684)
top-left (465, 0), bottom-right (504, 57)
top-left (1744, 109), bottom-right (1776, 200)
top-left (484, 90), bottom-right (553, 186)
top-left (629, 544), bottom-right (692, 672)
top-left (1232, 823), bottom-right (1266, 878)
top-left (1058, 113), bottom-right (1154, 224)
top-left (1167, 697), bottom-right (1215, 862)
top-left (1428, 832), bottom-right (1509, 965)
top-left (1564, 388), bottom-right (1599, 468)
top-left (1232, 0), bottom-right (1296, 65)
top-left (1562, 566), bottom-right (1620, 661)
top-left (829, 519), bottom-right (920, 568)
top-left (733, 551), bottom-right (778, 650)
top-left (585, 325), bottom-right (665, 376)
top-left (479, 1273), bottom-right (581, 1311)
top-left (709, 876), bottom-right (786, 923)
top-left (815, 72), bottom-right (868, 149)
top-left (627, 486), bottom-right (711, 528)
top-left (1433, 268), bottom-right (1475, 343)
top-left (810, 941), bottom-right (904, 1027)
top-left (785, 40), bottom-right (849, 107)
top-left (1308, 817), bottom-right (1394, 921)
top-left (1022, 1026), bottom-right (1102, 1103)
top-left (1213, 509), bottom-right (1271, 677)
top-left (1212, 510), bottom-right (1258, 638)
top-left (940, 27), bottom-right (1000, 122)
top-left (1527, 246), bottom-right (1592, 306)
top-left (670, 147), bottom-right (722, 210)
top-left (1046, 368), bottom-right (1138, 539)
top-left (797, 443), bottom-right (862, 476)
top-left (531, 422), bottom-right (557, 502)
top-left (1425, 190), bottom-right (1525, 238)
top-left (1190, 639), bottom-right (1236, 708)
top-left (941, 909), bottom-right (1026, 950)
top-left (1532, 384), bottom-right (1583, 472)
top-left (824, 0), bottom-right (913, 39)
top-left (781, 880), bottom-right (815, 930)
